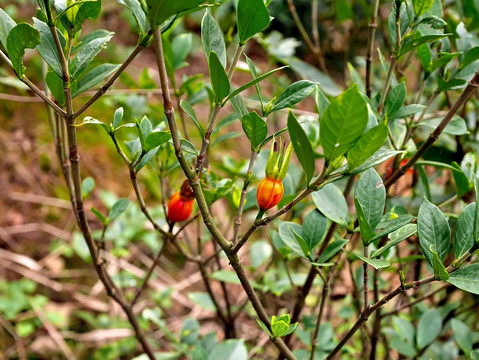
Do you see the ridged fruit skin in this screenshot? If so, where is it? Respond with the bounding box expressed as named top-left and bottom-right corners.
top-left (256, 177), bottom-right (284, 211)
top-left (167, 192), bottom-right (194, 223)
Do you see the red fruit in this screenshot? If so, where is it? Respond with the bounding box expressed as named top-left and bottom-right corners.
top-left (256, 177), bottom-right (284, 211)
top-left (167, 180), bottom-right (195, 223)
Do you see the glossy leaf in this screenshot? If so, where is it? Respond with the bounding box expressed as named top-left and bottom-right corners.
top-left (347, 123), bottom-right (388, 171)
top-left (385, 82), bottom-right (406, 117)
top-left (46, 71), bottom-right (65, 107)
top-left (320, 84), bottom-right (368, 163)
top-left (350, 149), bottom-right (403, 175)
top-left (278, 222), bottom-right (304, 259)
top-left (451, 319), bottom-right (472, 356)
top-left (398, 32), bottom-right (450, 58)
top-left (430, 245), bottom-right (449, 280)
top-left (180, 100), bottom-right (205, 137)
top-left (33, 18), bottom-right (66, 78)
top-left (355, 168), bottom-right (386, 232)
top-left (249, 241), bottom-right (272, 269)
top-left (73, 63), bottom-right (120, 97)
top-left (0, 8), bottom-right (16, 50)
top-left (108, 198), bottom-right (130, 222)
top-left (145, 0), bottom-right (206, 30)
top-left (417, 197), bottom-right (450, 268)
top-left (112, 107), bottom-right (123, 129)
top-left (73, 0), bottom-right (101, 32)
top-left (302, 210), bottom-right (327, 252)
top-left (448, 263), bottom-right (479, 295)
top-left (208, 51), bottom-right (230, 104)
top-left (223, 66), bottom-right (288, 105)
top-left (372, 214), bottom-right (415, 241)
top-left (79, 116), bottom-right (109, 132)
top-left (455, 203), bottom-right (475, 258)
top-left (354, 198), bottom-right (374, 245)
top-left (287, 111), bottom-right (315, 183)
top-left (269, 80), bottom-right (316, 113)
top-left (71, 31), bottom-right (113, 80)
top-left (371, 224), bottom-right (417, 258)
top-left (312, 184), bottom-right (349, 227)
top-left (118, 0), bottom-right (147, 37)
top-left (6, 23), bottom-right (40, 77)
top-left (241, 111), bottom-right (267, 151)
top-left (354, 252), bottom-right (390, 269)
top-left (413, 0), bottom-right (434, 17)
top-left (201, 11), bottom-right (226, 68)
top-left (237, 0), bottom-right (270, 45)
top-left (144, 131), bottom-right (171, 152)
top-left (317, 238), bottom-right (348, 263)
top-left (209, 339), bottom-right (247, 360)
top-left (416, 309), bottom-right (442, 349)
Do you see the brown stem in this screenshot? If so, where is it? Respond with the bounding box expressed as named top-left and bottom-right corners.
top-left (73, 43), bottom-right (145, 120)
top-left (153, 29), bottom-right (296, 360)
top-left (385, 71), bottom-right (479, 188)
top-left (369, 270), bottom-right (381, 360)
top-left (310, 250), bottom-right (343, 360)
top-left (232, 151), bottom-right (258, 244)
top-left (366, 0), bottom-right (380, 98)
top-left (131, 240), bottom-right (167, 307)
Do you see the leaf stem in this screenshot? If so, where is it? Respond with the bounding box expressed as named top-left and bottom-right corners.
top-left (365, 0), bottom-right (380, 98)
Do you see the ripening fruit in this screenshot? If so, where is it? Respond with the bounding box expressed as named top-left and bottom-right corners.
top-left (256, 139), bottom-right (293, 214)
top-left (256, 177), bottom-right (284, 210)
top-left (167, 180), bottom-right (195, 223)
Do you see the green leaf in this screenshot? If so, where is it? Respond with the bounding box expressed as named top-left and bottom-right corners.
top-left (209, 270), bottom-right (241, 285)
top-left (450, 319), bottom-right (472, 357)
top-left (350, 149), bottom-right (403, 175)
top-left (398, 32), bottom-right (450, 58)
top-left (416, 309), bottom-right (442, 349)
top-left (315, 85), bottom-right (330, 117)
top-left (455, 203), bottom-right (475, 259)
top-left (91, 206), bottom-right (107, 225)
top-left (278, 222), bottom-right (304, 259)
top-left (353, 252), bottom-right (390, 269)
top-left (237, 0), bottom-right (270, 45)
top-left (145, 0), bottom-right (206, 31)
top-left (448, 263), bottom-right (479, 295)
top-left (0, 8), bottom-right (16, 50)
top-left (385, 82), bottom-right (406, 117)
top-left (201, 11), bottom-right (226, 68)
top-left (249, 240), bottom-right (272, 269)
top-left (287, 111), bottom-right (315, 183)
top-left (208, 51), bottom-right (230, 104)
top-left (171, 33), bottom-right (192, 70)
top-left (417, 197), bottom-right (450, 268)
top-left (73, 63), bottom-right (120, 97)
top-left (187, 292), bottom-right (216, 312)
top-left (71, 31), bottom-right (113, 80)
top-left (290, 227), bottom-right (311, 260)
top-left (244, 54), bottom-right (264, 110)
top-left (419, 116), bottom-right (469, 136)
top-left (312, 184), bottom-right (349, 227)
top-left (461, 46), bottom-right (479, 69)
top-left (347, 123), bottom-right (388, 171)
top-left (144, 131), bottom-right (171, 153)
top-left (389, 104), bottom-right (426, 121)
top-left (451, 162), bottom-right (470, 198)
top-left (413, 0), bottom-right (434, 17)
top-left (112, 107), bottom-right (124, 129)
top-left (428, 52), bottom-right (461, 73)
top-left (371, 214), bottom-right (415, 242)
top-left (46, 71), bottom-right (65, 107)
top-left (32, 18), bottom-right (66, 78)
top-left (180, 100), bottom-right (205, 137)
top-left (73, 0), bottom-right (101, 32)
top-left (6, 23), bottom-right (40, 77)
top-left (209, 339), bottom-right (247, 360)
top-left (302, 210), bottom-right (327, 253)
top-left (475, 177), bottom-right (479, 243)
top-left (108, 198), bottom-right (130, 222)
top-left (393, 316), bottom-right (415, 345)
top-left (320, 84), bottom-right (368, 163)
top-left (354, 198), bottom-right (374, 245)
top-left (271, 318), bottom-right (289, 338)
top-left (230, 94), bottom-right (249, 120)
top-left (257, 319), bottom-right (272, 337)
top-left (82, 177), bottom-right (95, 197)
top-left (180, 139), bottom-right (199, 156)
top-left (241, 111), bottom-right (267, 151)
top-left (390, 337), bottom-right (417, 357)
top-left (317, 238), bottom-right (348, 263)
top-left (355, 168), bottom-right (386, 232)
top-left (78, 116), bottom-right (110, 132)
top-left (269, 80), bottom-right (316, 113)
top-left (118, 0), bottom-right (147, 37)
top-left (223, 66), bottom-right (288, 105)
top-left (430, 245), bottom-right (449, 280)
top-left (371, 224), bottom-right (417, 258)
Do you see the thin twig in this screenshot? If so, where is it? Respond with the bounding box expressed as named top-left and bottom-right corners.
top-left (0, 313), bottom-right (27, 360)
top-left (366, 0), bottom-right (380, 98)
top-left (153, 29), bottom-right (296, 360)
top-left (385, 72), bottom-right (479, 188)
